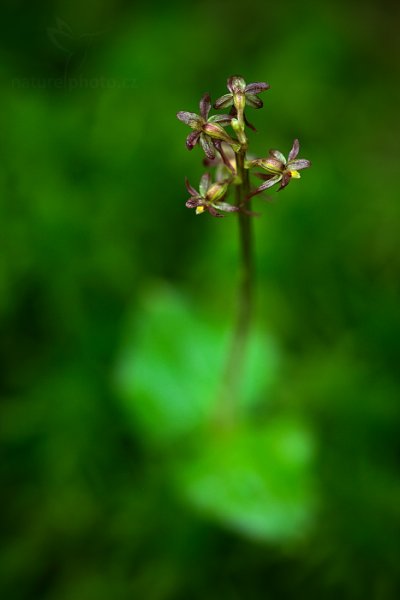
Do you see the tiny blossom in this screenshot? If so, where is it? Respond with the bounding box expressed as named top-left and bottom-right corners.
top-left (247, 139), bottom-right (311, 197)
top-left (177, 93), bottom-right (240, 159)
top-left (185, 173), bottom-right (238, 217)
top-left (214, 76), bottom-right (270, 117)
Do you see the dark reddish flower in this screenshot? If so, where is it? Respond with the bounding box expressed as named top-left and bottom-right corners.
top-left (177, 93), bottom-right (240, 159)
top-left (185, 173), bottom-right (238, 217)
top-left (247, 139), bottom-right (311, 197)
top-left (214, 76), bottom-right (270, 113)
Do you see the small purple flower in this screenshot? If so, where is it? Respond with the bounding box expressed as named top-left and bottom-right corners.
top-left (214, 76), bottom-right (270, 113)
top-left (248, 139), bottom-right (311, 197)
top-left (185, 173), bottom-right (239, 217)
top-left (177, 93), bottom-right (240, 159)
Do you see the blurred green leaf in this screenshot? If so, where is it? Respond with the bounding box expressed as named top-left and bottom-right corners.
top-left (115, 285), bottom-right (279, 446)
top-left (177, 419), bottom-right (315, 542)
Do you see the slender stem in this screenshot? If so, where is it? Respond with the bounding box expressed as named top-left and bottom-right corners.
top-left (236, 151), bottom-right (253, 326)
top-left (218, 147), bottom-right (254, 425)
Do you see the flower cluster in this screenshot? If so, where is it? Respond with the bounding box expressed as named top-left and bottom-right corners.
top-left (177, 76), bottom-right (311, 217)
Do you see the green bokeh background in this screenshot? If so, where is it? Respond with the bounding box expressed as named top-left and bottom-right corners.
top-left (1, 0), bottom-right (400, 598)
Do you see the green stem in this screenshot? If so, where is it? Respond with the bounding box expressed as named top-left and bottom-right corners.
top-left (218, 147), bottom-right (254, 426)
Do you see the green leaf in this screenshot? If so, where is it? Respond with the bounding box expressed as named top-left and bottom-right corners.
top-left (177, 419), bottom-right (315, 542)
top-left (114, 285), bottom-right (279, 446)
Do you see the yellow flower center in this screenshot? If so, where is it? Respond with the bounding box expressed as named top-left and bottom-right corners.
top-left (196, 205), bottom-right (205, 215)
top-left (290, 170), bottom-right (301, 179)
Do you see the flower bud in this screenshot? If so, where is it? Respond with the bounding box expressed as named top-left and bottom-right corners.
top-left (231, 118), bottom-right (246, 145)
top-left (207, 182), bottom-right (228, 203)
top-left (258, 157), bottom-right (284, 173)
top-left (203, 123), bottom-right (240, 152)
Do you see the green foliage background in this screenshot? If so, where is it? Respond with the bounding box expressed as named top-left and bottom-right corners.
top-left (1, 0), bottom-right (400, 598)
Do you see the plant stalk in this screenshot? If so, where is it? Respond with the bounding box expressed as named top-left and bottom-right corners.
top-left (219, 147), bottom-right (254, 425)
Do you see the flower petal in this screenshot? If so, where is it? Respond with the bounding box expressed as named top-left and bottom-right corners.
top-left (186, 197), bottom-right (202, 208)
top-left (215, 202), bottom-right (239, 212)
top-left (288, 139), bottom-right (299, 162)
top-left (202, 155), bottom-right (219, 168)
top-left (247, 175), bottom-right (281, 198)
top-left (269, 150), bottom-right (286, 164)
top-left (199, 173), bottom-right (211, 196)
top-left (278, 172), bottom-right (291, 191)
top-left (227, 75), bottom-right (246, 94)
top-left (185, 177), bottom-right (199, 196)
top-left (208, 205), bottom-right (224, 217)
top-left (244, 82), bottom-right (270, 94)
top-left (245, 94), bottom-right (263, 109)
top-left (214, 141), bottom-right (236, 173)
top-left (200, 93), bottom-right (211, 121)
top-left (186, 130), bottom-right (200, 150)
top-left (244, 113), bottom-right (257, 131)
top-left (247, 175), bottom-right (282, 198)
top-left (288, 158), bottom-right (311, 171)
top-left (254, 172), bottom-right (273, 180)
top-left (208, 114), bottom-right (233, 126)
top-left (214, 94), bottom-right (233, 110)
top-left (177, 111), bottom-right (201, 128)
top-left (257, 175), bottom-right (282, 191)
top-left (200, 134), bottom-right (216, 159)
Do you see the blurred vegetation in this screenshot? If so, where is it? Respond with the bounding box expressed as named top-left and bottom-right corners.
top-left (1, 0), bottom-right (400, 598)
